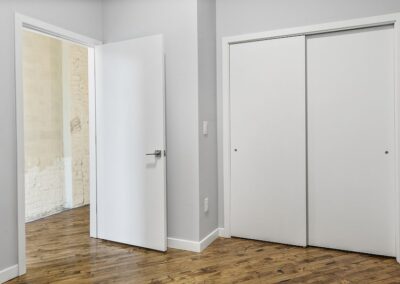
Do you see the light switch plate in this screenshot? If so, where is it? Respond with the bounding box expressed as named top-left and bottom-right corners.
top-left (204, 197), bottom-right (209, 213)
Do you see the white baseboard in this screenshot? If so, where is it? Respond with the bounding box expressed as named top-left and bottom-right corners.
top-left (199, 228), bottom-right (220, 251)
top-left (168, 237), bottom-right (202, 252)
top-left (218, 227), bottom-right (229, 238)
top-left (0, 265), bottom-right (19, 284)
top-left (168, 228), bottom-right (223, 253)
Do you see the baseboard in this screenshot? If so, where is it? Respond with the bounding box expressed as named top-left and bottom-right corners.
top-left (168, 237), bottom-right (201, 252)
top-left (218, 227), bottom-right (229, 238)
top-left (199, 228), bottom-right (220, 251)
top-left (168, 228), bottom-right (222, 253)
top-left (0, 265), bottom-right (19, 284)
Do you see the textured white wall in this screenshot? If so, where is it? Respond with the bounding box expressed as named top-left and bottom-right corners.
top-left (23, 31), bottom-right (66, 222)
top-left (25, 160), bottom-right (65, 222)
top-left (23, 32), bottom-right (90, 222)
top-left (65, 43), bottom-right (90, 207)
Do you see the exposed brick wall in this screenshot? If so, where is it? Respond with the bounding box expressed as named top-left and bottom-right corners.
top-left (23, 31), bottom-right (89, 222)
top-left (24, 160), bottom-right (65, 222)
top-left (65, 43), bottom-right (90, 207)
top-left (23, 31), bottom-right (65, 222)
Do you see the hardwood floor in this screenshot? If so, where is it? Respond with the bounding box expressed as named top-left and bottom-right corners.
top-left (8, 206), bottom-right (400, 283)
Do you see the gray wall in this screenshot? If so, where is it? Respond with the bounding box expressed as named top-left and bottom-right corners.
top-left (103, 0), bottom-right (219, 242)
top-left (216, 0), bottom-right (400, 227)
top-left (198, 0), bottom-right (218, 240)
top-left (102, 0), bottom-right (201, 241)
top-left (0, 0), bottom-right (102, 272)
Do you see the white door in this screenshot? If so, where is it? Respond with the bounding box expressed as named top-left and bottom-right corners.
top-left (307, 26), bottom-right (396, 256)
top-left (230, 36), bottom-right (307, 246)
top-left (95, 35), bottom-right (167, 251)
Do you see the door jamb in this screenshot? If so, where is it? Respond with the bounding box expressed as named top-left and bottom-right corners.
top-left (221, 12), bottom-right (400, 263)
top-left (15, 13), bottom-right (102, 275)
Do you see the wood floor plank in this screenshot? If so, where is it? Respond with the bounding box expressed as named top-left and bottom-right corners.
top-left (7, 206), bottom-right (400, 283)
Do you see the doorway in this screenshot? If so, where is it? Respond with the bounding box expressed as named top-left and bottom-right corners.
top-left (15, 14), bottom-right (168, 277)
top-left (15, 14), bottom-right (99, 276)
top-left (20, 26), bottom-right (94, 277)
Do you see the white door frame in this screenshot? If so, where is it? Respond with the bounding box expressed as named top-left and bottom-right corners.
top-left (221, 12), bottom-right (400, 262)
top-left (14, 13), bottom-right (101, 275)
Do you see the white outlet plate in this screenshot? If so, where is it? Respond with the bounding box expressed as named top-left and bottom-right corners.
top-left (204, 197), bottom-right (209, 213)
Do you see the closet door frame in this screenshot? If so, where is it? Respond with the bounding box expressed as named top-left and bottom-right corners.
top-left (221, 12), bottom-right (400, 263)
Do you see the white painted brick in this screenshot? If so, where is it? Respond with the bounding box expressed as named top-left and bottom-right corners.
top-left (23, 31), bottom-right (90, 222)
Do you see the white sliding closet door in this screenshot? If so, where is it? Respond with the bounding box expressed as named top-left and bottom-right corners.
top-left (230, 36), bottom-right (307, 246)
top-left (307, 26), bottom-right (396, 256)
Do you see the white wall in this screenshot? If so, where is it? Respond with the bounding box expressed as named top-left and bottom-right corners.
top-left (216, 0), bottom-right (400, 227)
top-left (23, 31), bottom-right (65, 222)
top-left (63, 42), bottom-right (90, 208)
top-left (22, 32), bottom-right (90, 222)
top-left (102, 0), bottom-right (201, 241)
top-left (197, 0), bottom-right (218, 240)
top-left (0, 0), bottom-right (102, 273)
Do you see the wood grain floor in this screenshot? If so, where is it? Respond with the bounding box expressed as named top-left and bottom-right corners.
top-left (8, 206), bottom-right (400, 283)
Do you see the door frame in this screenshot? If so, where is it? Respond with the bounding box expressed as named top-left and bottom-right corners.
top-left (14, 13), bottom-right (102, 275)
top-left (221, 12), bottom-right (400, 262)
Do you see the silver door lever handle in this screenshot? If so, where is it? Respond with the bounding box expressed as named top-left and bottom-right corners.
top-left (146, 150), bottom-right (162, 158)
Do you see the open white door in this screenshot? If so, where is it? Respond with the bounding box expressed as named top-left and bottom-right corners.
top-left (95, 35), bottom-right (167, 251)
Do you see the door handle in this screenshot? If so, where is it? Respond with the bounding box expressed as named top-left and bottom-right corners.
top-left (146, 150), bottom-right (162, 158)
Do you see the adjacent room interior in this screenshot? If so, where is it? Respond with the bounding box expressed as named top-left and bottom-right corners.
top-left (23, 30), bottom-right (90, 223)
top-left (21, 29), bottom-right (92, 274)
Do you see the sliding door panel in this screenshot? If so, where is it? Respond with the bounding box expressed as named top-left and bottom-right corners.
top-left (307, 26), bottom-right (396, 256)
top-left (230, 36), bottom-right (307, 246)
